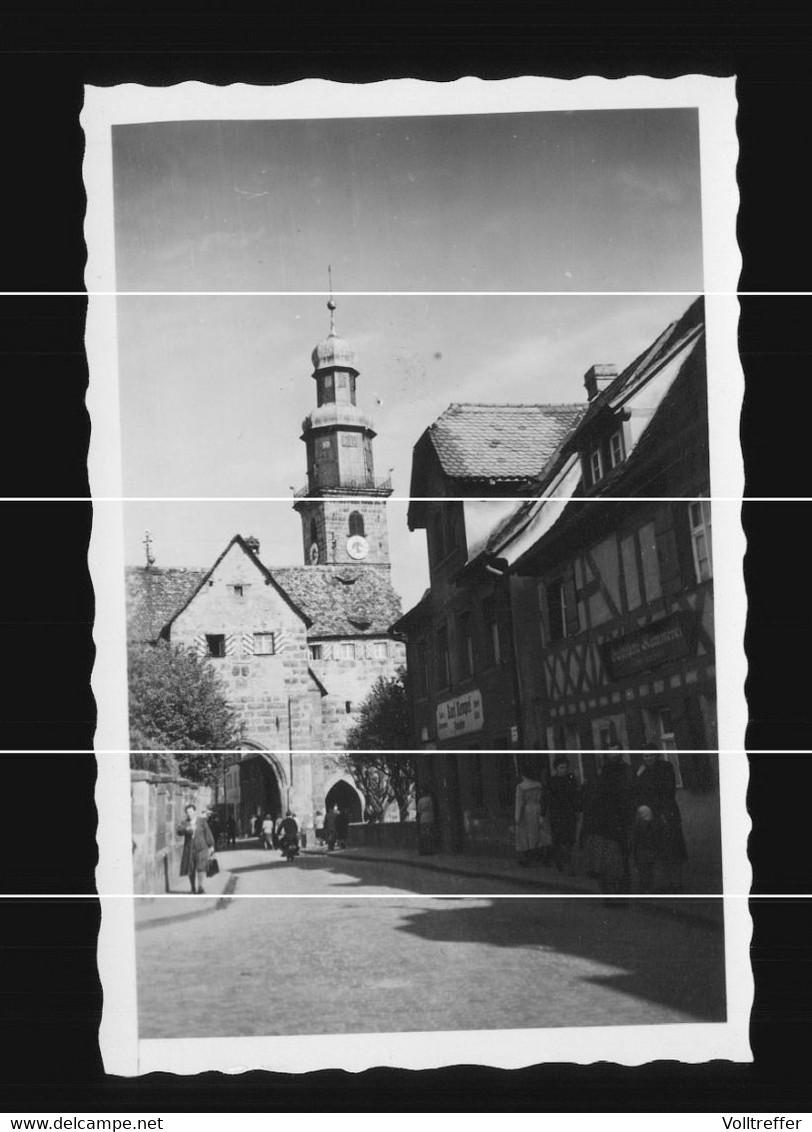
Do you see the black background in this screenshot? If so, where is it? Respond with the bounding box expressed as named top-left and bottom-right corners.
top-left (0, 0), bottom-right (810, 1113)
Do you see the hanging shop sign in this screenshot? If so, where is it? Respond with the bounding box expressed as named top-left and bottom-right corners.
top-left (599, 611), bottom-right (693, 680)
top-left (436, 689), bottom-right (484, 740)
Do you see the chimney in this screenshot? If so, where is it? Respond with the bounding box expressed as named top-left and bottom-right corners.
top-left (584, 363), bottom-right (619, 402)
top-left (244, 535), bottom-right (260, 555)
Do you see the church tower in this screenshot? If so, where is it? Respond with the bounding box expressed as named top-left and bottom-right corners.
top-left (293, 299), bottom-right (393, 568)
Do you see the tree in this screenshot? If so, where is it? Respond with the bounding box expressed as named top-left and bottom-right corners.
top-left (344, 669), bottom-right (413, 750)
top-left (340, 669), bottom-right (416, 821)
top-left (128, 641), bottom-right (239, 784)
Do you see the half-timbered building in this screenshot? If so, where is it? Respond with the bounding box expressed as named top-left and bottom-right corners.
top-left (395, 298), bottom-right (721, 885)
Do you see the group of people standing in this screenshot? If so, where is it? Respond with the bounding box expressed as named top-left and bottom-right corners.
top-left (515, 745), bottom-right (688, 895)
top-left (321, 804), bottom-right (350, 851)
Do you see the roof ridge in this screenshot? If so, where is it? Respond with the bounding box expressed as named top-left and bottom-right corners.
top-left (442, 401), bottom-right (585, 410)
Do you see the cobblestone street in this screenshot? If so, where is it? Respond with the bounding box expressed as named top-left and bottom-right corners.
top-left (135, 846), bottom-right (726, 1039)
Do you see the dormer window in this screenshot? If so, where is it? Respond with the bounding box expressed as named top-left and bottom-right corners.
top-left (589, 447), bottom-right (603, 485)
top-left (609, 430), bottom-right (624, 468)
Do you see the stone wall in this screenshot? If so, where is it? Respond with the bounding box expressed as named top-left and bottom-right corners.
top-left (311, 637), bottom-right (407, 749)
top-left (131, 770), bottom-right (211, 894)
top-left (347, 820), bottom-right (418, 851)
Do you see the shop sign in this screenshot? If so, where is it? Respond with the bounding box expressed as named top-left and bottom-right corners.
top-left (600, 612), bottom-right (693, 680)
top-left (436, 689), bottom-right (484, 740)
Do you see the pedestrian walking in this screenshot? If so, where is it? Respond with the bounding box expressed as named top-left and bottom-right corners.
top-left (416, 789), bottom-right (437, 855)
top-left (260, 813), bottom-right (275, 851)
top-left (176, 803), bottom-right (215, 894)
top-left (581, 745), bottom-right (633, 898)
top-left (335, 808), bottom-right (350, 849)
top-left (226, 814), bottom-right (237, 848)
top-left (547, 756), bottom-right (581, 875)
top-left (323, 804), bottom-right (339, 851)
top-left (633, 743), bottom-right (688, 893)
top-left (514, 767), bottom-right (544, 868)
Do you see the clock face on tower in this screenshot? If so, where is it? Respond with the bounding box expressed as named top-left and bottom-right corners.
top-left (309, 541), bottom-right (320, 564)
top-left (346, 534), bottom-right (369, 561)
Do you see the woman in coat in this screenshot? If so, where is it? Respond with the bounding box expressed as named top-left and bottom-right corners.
top-left (177, 803), bottom-right (215, 894)
top-left (581, 746), bottom-right (633, 896)
top-left (633, 744), bottom-right (688, 892)
top-left (515, 769), bottom-right (544, 867)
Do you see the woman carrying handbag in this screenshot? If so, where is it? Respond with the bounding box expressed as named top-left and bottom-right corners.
top-left (176, 803), bottom-right (216, 894)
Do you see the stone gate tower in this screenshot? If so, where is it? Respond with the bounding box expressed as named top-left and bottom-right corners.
top-left (293, 300), bottom-right (393, 569)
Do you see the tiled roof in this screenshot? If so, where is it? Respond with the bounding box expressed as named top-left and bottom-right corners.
top-left (126, 558), bottom-right (402, 644)
top-left (271, 565), bottom-right (403, 638)
top-left (126, 566), bottom-right (207, 643)
top-left (426, 403), bottom-right (586, 481)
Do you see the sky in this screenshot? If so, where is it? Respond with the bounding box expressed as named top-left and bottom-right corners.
top-left (112, 108), bottom-right (704, 610)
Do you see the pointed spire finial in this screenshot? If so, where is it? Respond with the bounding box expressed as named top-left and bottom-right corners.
top-left (327, 264), bottom-right (336, 335)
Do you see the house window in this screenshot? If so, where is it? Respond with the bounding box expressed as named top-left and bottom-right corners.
top-left (457, 611), bottom-right (474, 679)
top-left (435, 624), bottom-right (450, 688)
top-left (310, 519), bottom-right (318, 544)
top-left (689, 499), bottom-right (713, 582)
top-left (205, 634), bottom-right (226, 658)
top-left (372, 640), bottom-right (388, 660)
top-left (349, 511), bottom-right (365, 537)
top-left (309, 644), bottom-right (323, 661)
top-left (643, 707), bottom-right (684, 787)
top-left (340, 642), bottom-right (356, 661)
top-left (546, 578), bottom-right (567, 643)
top-left (324, 374), bottom-right (333, 390)
top-left (320, 438), bottom-right (331, 451)
top-left (431, 509), bottom-right (446, 564)
top-left (638, 521), bottom-right (661, 602)
top-left (609, 430), bottom-right (624, 468)
top-left (484, 596), bottom-right (501, 667)
top-left (414, 639), bottom-right (429, 697)
top-left (446, 504), bottom-right (465, 554)
top-left (345, 700), bottom-right (354, 713)
top-left (232, 585), bottom-right (245, 599)
top-left (589, 447), bottom-right (603, 485)
top-left (253, 632), bottom-right (276, 655)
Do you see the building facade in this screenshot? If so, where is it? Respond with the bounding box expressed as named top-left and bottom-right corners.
top-left (394, 300), bottom-right (722, 887)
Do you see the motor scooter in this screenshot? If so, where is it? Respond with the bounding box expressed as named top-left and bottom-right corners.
top-left (277, 816), bottom-right (300, 862)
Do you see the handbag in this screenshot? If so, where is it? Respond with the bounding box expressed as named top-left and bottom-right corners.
top-left (206, 856), bottom-right (220, 878)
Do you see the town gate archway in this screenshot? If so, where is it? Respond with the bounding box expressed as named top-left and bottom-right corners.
top-left (238, 748), bottom-right (287, 834)
top-left (324, 776), bottom-right (364, 824)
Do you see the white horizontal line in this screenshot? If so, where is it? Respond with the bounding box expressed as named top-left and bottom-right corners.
top-left (0, 892), bottom-right (777, 900)
top-left (0, 290), bottom-right (805, 298)
top-left (15, 748), bottom-right (754, 756)
top-left (0, 496), bottom-right (770, 503)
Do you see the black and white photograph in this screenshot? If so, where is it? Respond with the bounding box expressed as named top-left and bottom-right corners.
top-left (85, 77), bottom-right (748, 1075)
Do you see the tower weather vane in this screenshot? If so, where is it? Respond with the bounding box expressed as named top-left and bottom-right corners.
top-left (327, 264), bottom-right (339, 335)
top-left (143, 531), bottom-right (155, 568)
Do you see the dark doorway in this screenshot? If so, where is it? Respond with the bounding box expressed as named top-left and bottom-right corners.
top-left (325, 779), bottom-right (363, 823)
top-left (239, 754), bottom-right (284, 835)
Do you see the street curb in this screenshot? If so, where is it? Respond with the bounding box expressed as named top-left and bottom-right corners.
top-left (328, 849), bottom-right (723, 928)
top-left (136, 872), bottom-right (239, 931)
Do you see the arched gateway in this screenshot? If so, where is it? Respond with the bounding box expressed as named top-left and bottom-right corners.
top-left (238, 748), bottom-right (287, 835)
top-left (324, 777), bottom-right (363, 824)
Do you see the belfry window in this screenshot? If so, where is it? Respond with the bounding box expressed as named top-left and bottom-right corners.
top-left (349, 511), bottom-right (365, 537)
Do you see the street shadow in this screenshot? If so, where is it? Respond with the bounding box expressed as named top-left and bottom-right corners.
top-left (391, 897), bottom-right (727, 1022)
